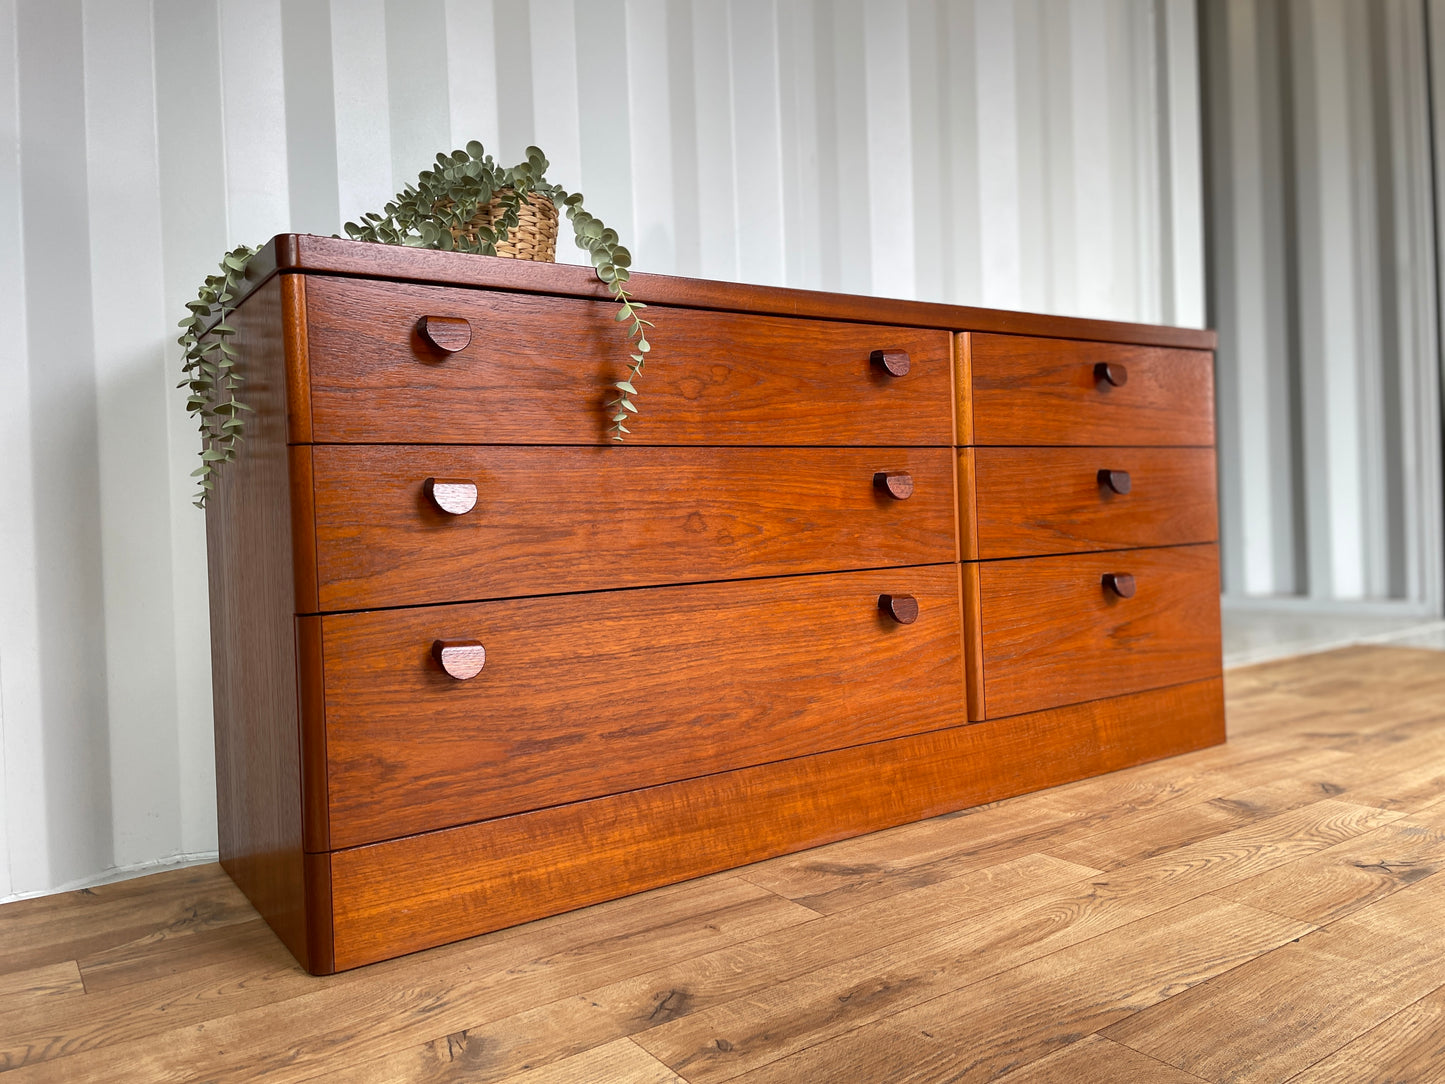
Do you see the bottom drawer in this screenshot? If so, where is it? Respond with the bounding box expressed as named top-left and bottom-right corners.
top-left (318, 679), bottom-right (1226, 971)
top-left (320, 564), bottom-right (964, 849)
top-left (977, 544), bottom-right (1221, 718)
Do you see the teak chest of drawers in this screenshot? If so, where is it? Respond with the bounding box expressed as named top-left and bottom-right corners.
top-left (208, 235), bottom-right (1223, 974)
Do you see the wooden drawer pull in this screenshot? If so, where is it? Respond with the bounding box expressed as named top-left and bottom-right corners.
top-left (871, 349), bottom-right (911, 377)
top-left (418, 315), bottom-right (473, 354)
top-left (1098, 469), bottom-right (1132, 495)
top-left (873, 471), bottom-right (915, 500)
top-left (878, 593), bottom-right (919, 624)
top-left (424, 477), bottom-right (479, 515)
top-left (1094, 361), bottom-right (1128, 387)
top-left (432, 639), bottom-right (486, 679)
top-left (1102, 573), bottom-right (1136, 599)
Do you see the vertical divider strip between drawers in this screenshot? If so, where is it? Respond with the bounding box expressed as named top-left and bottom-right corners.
top-left (954, 332), bottom-right (985, 721)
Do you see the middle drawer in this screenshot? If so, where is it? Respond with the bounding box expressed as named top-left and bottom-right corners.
top-left (305, 446), bottom-right (958, 610)
top-left (968, 446), bottom-right (1218, 559)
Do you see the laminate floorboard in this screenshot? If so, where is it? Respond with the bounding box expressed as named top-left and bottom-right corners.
top-left (0, 644), bottom-right (1441, 1083)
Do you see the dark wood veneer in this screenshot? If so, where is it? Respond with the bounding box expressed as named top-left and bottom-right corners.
top-left (320, 565), bottom-right (965, 848)
top-left (304, 275), bottom-right (954, 446)
top-left (308, 445), bottom-right (958, 610)
top-left (207, 236), bottom-right (1224, 975)
top-left (327, 679), bottom-right (1226, 970)
top-left (205, 276), bottom-right (312, 971)
top-left (977, 544), bottom-right (1223, 718)
top-left (226, 234), bottom-right (1217, 352)
top-left (970, 334), bottom-right (1216, 446)
top-left (970, 446), bottom-right (1219, 558)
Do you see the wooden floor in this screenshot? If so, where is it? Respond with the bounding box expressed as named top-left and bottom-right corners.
top-left (4, 645), bottom-right (1445, 1082)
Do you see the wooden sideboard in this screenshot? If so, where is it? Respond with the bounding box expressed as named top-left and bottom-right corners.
top-left (207, 235), bottom-right (1223, 975)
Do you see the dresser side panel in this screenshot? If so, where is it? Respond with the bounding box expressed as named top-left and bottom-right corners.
top-left (205, 274), bottom-right (312, 971)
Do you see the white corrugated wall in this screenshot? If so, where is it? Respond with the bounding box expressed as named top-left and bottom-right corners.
top-left (1202, 0), bottom-right (1444, 615)
top-left (0, 0), bottom-right (1204, 898)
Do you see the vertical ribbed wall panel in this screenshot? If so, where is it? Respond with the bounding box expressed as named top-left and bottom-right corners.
top-left (1202, 0), bottom-right (1442, 611)
top-left (0, 0), bottom-right (1205, 897)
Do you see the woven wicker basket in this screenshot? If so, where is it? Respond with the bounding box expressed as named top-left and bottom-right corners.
top-left (449, 189), bottom-right (559, 261)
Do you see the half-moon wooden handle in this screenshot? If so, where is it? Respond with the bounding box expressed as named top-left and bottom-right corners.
top-left (878, 593), bottom-right (919, 624)
top-left (1098, 469), bottom-right (1132, 495)
top-left (1094, 361), bottom-right (1128, 387)
top-left (1102, 573), bottom-right (1136, 599)
top-left (871, 349), bottom-right (911, 377)
top-left (424, 477), bottom-right (479, 515)
top-left (873, 471), bottom-right (915, 500)
top-left (418, 315), bottom-right (473, 354)
top-left (432, 639), bottom-right (486, 679)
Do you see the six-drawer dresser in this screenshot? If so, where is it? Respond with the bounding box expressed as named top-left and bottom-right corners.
top-left (206, 234), bottom-right (1223, 974)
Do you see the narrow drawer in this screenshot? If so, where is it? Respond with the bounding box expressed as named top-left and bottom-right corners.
top-left (968, 334), bottom-right (1214, 446)
top-left (977, 544), bottom-right (1220, 718)
top-left (969, 447), bottom-right (1218, 559)
top-left (319, 565), bottom-right (964, 848)
top-left (303, 276), bottom-right (954, 445)
top-left (307, 446), bottom-right (958, 610)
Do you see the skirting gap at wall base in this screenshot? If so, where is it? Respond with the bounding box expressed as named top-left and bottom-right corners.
top-left (0, 850), bottom-right (220, 906)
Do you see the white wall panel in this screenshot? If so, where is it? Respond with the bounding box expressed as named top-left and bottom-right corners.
top-left (82, 0), bottom-right (181, 870)
top-left (1204, 0), bottom-right (1443, 611)
top-left (0, 0), bottom-right (1207, 899)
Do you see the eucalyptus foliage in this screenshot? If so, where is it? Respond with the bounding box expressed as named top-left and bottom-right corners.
top-left (180, 142), bottom-right (649, 507)
top-left (177, 243), bottom-right (257, 508)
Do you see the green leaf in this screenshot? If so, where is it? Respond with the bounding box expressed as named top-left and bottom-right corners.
top-left (614, 381), bottom-right (636, 393)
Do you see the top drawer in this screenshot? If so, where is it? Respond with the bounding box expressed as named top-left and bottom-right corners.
top-left (968, 334), bottom-right (1214, 447)
top-left (301, 276), bottom-right (954, 445)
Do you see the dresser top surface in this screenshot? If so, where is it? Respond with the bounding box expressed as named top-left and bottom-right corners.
top-left (234, 233), bottom-right (1216, 352)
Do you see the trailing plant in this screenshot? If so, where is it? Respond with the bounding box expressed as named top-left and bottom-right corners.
top-left (177, 242), bottom-right (258, 507)
top-left (179, 142), bottom-right (650, 508)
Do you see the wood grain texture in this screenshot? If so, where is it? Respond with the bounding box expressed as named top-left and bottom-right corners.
top-left (280, 273), bottom-right (312, 443)
top-left (233, 234), bottom-right (1218, 351)
top-left (320, 565), bottom-right (966, 848)
top-left (1104, 876), bottom-right (1445, 1083)
top-left (972, 446), bottom-right (1219, 558)
top-left (286, 445), bottom-right (318, 614)
top-left (979, 544), bottom-right (1223, 718)
top-left (295, 616), bottom-right (328, 855)
top-left (954, 332), bottom-right (974, 446)
top-left (339, 854), bottom-right (1102, 1084)
top-left (960, 560), bottom-right (985, 721)
top-left (326, 679), bottom-right (1224, 970)
top-left (956, 447), bottom-right (980, 561)
top-left (308, 446), bottom-right (958, 610)
top-left (1287, 983), bottom-right (1445, 1084)
top-left (992, 1035), bottom-right (1209, 1082)
top-left (13, 648), bottom-right (1445, 1083)
top-left (970, 334), bottom-right (1215, 446)
top-left (204, 275), bottom-right (312, 973)
top-left (303, 275), bottom-right (954, 446)
top-left (709, 896), bottom-right (1312, 1083)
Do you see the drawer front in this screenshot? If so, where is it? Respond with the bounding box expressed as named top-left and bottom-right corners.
top-left (969, 334), bottom-right (1214, 446)
top-left (970, 447), bottom-right (1218, 559)
top-left (309, 446), bottom-right (958, 610)
top-left (304, 276), bottom-right (954, 445)
top-left (977, 544), bottom-right (1220, 718)
top-left (321, 565), bottom-right (964, 848)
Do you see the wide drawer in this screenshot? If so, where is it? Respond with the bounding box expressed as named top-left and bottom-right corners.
top-left (968, 334), bottom-right (1214, 446)
top-left (317, 565), bottom-right (964, 848)
top-left (306, 446), bottom-right (958, 610)
top-left (976, 544), bottom-right (1220, 718)
top-left (303, 276), bottom-right (954, 445)
top-left (969, 447), bottom-right (1218, 559)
